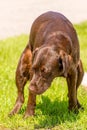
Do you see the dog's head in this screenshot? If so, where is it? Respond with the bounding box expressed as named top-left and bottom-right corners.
top-left (29, 47), bottom-right (72, 94)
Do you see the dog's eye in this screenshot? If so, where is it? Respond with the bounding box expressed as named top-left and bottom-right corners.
top-left (41, 67), bottom-right (52, 77)
top-left (41, 66), bottom-right (47, 74)
top-left (41, 67), bottom-right (45, 73)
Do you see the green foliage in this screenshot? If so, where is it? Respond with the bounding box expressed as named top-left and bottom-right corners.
top-left (74, 21), bottom-right (87, 70)
top-left (0, 21), bottom-right (87, 130)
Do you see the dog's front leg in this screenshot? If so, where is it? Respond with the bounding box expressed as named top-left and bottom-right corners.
top-left (9, 44), bottom-right (32, 116)
top-left (66, 68), bottom-right (78, 112)
top-left (24, 90), bottom-right (36, 118)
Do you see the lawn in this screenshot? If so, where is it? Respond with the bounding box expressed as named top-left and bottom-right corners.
top-left (0, 22), bottom-right (87, 130)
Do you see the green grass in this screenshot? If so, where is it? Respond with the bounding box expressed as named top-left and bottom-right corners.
top-left (0, 21), bottom-right (87, 130)
top-left (74, 21), bottom-right (87, 71)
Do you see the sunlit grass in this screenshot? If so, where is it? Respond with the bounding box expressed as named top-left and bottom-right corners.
top-left (0, 21), bottom-right (87, 130)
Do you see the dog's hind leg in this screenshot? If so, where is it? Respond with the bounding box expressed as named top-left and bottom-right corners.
top-left (67, 68), bottom-right (78, 111)
top-left (67, 60), bottom-right (84, 112)
top-left (9, 44), bottom-right (32, 116)
top-left (76, 60), bottom-right (84, 109)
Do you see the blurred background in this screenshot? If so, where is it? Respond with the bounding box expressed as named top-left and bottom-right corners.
top-left (0, 0), bottom-right (87, 39)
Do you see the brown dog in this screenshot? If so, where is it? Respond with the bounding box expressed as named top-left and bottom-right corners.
top-left (9, 11), bottom-right (84, 118)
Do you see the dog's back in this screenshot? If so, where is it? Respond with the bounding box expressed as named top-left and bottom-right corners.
top-left (29, 11), bottom-right (79, 59)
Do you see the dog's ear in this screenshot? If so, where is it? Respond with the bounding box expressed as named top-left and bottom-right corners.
top-left (32, 48), bottom-right (39, 62)
top-left (58, 56), bottom-right (67, 77)
top-left (58, 51), bottom-right (72, 77)
top-left (58, 56), bottom-right (63, 71)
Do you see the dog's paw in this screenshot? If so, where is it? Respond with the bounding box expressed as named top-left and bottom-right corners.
top-left (23, 110), bottom-right (34, 119)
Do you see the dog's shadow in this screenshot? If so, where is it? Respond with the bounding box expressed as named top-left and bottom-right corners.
top-left (35, 96), bottom-right (79, 128)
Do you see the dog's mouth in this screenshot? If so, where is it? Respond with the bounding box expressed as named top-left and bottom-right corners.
top-left (29, 81), bottom-right (51, 95)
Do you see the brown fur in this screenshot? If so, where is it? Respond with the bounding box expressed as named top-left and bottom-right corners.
top-left (9, 11), bottom-right (84, 118)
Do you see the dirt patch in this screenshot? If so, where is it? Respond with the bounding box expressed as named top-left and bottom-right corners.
top-left (0, 0), bottom-right (87, 39)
